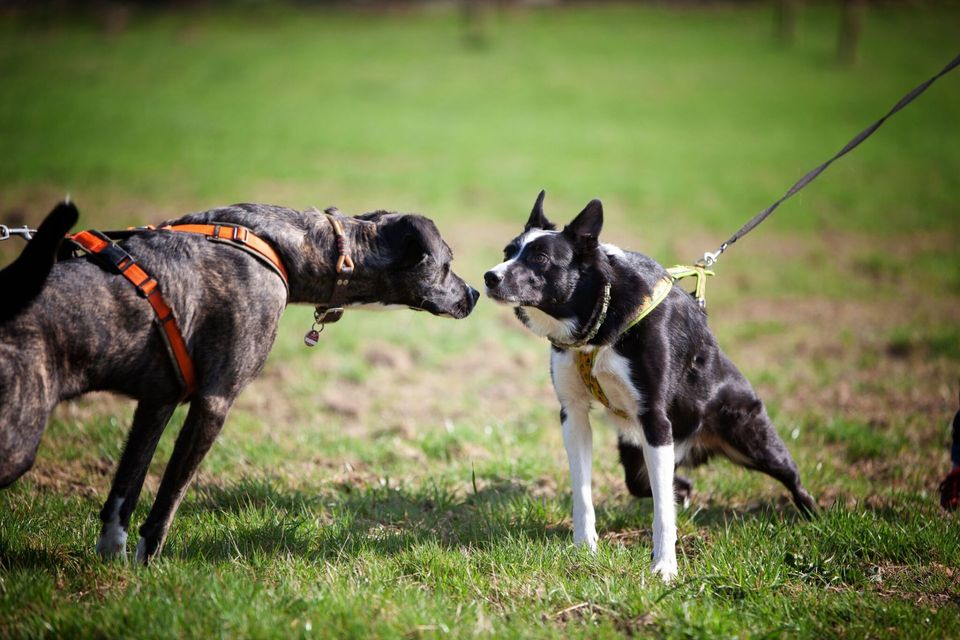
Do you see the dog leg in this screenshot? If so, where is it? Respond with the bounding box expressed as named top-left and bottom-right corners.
top-left (639, 410), bottom-right (678, 582)
top-left (715, 397), bottom-right (816, 516)
top-left (97, 400), bottom-right (177, 560)
top-left (561, 405), bottom-right (598, 551)
top-left (618, 437), bottom-right (692, 507)
top-left (135, 396), bottom-right (231, 564)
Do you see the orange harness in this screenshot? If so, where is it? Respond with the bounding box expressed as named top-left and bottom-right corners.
top-left (69, 224), bottom-right (288, 400)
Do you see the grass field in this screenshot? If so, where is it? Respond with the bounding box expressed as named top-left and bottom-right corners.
top-left (1, 3), bottom-right (959, 638)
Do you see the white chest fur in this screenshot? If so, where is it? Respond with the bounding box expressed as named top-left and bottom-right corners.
top-left (591, 348), bottom-right (643, 419)
top-left (551, 347), bottom-right (646, 439)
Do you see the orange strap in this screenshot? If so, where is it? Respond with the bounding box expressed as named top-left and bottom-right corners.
top-left (70, 230), bottom-right (197, 399)
top-left (160, 223), bottom-right (289, 287)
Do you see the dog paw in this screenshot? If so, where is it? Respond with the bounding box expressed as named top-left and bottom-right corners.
top-left (95, 527), bottom-right (128, 561)
top-left (573, 530), bottom-right (599, 553)
top-left (651, 556), bottom-right (678, 582)
top-left (134, 537), bottom-right (151, 565)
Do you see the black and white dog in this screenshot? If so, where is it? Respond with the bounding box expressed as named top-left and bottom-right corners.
top-left (484, 192), bottom-right (815, 581)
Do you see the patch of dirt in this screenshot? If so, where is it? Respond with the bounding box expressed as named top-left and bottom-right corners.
top-left (363, 341), bottom-right (415, 372)
top-left (548, 601), bottom-right (656, 634)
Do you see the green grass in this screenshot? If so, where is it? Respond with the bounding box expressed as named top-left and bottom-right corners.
top-left (2, 3), bottom-right (960, 638)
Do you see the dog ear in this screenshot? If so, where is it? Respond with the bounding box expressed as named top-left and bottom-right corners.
top-left (562, 199), bottom-right (603, 250)
top-left (524, 190), bottom-right (555, 231)
top-left (354, 210), bottom-right (389, 223)
top-left (381, 216), bottom-right (432, 269)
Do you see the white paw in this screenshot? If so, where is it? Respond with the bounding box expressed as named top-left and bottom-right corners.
top-left (651, 555), bottom-right (678, 582)
top-left (95, 526), bottom-right (128, 561)
top-left (135, 537), bottom-right (149, 565)
top-left (574, 530), bottom-right (599, 552)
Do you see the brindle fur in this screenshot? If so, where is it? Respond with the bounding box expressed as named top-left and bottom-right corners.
top-left (0, 202), bottom-right (477, 563)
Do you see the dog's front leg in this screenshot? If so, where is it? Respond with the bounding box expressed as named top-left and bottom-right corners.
top-left (561, 405), bottom-right (598, 551)
top-left (640, 410), bottom-right (678, 582)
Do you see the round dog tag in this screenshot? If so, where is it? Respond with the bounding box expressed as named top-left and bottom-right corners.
top-left (304, 329), bottom-right (321, 347)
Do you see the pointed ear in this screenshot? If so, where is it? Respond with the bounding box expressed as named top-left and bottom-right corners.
top-left (524, 189), bottom-right (555, 231)
top-left (562, 199), bottom-right (603, 249)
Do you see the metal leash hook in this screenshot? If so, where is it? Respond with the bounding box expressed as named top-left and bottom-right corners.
top-left (698, 242), bottom-right (727, 269)
top-left (0, 225), bottom-right (36, 242)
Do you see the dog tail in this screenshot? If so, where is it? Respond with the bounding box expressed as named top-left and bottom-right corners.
top-left (0, 201), bottom-right (79, 324)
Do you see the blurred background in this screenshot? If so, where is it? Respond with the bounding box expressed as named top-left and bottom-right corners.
top-left (1, 1), bottom-right (959, 634)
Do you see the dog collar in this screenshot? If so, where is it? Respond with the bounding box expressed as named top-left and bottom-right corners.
top-left (547, 282), bottom-right (611, 350)
top-left (304, 208), bottom-right (355, 346)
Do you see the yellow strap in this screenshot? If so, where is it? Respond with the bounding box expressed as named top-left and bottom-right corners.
top-left (575, 275), bottom-right (673, 418)
top-left (667, 264), bottom-right (714, 307)
top-left (574, 268), bottom-right (715, 416)
top-left (575, 350), bottom-right (630, 419)
top-left (621, 276), bottom-right (674, 334)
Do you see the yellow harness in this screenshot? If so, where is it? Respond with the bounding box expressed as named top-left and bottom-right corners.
top-left (574, 265), bottom-right (712, 418)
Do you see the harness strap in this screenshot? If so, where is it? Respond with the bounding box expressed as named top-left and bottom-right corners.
top-left (575, 270), bottom-right (710, 417)
top-left (69, 230), bottom-right (197, 400)
top-left (575, 350), bottom-right (631, 420)
top-left (666, 264), bottom-right (714, 308)
top-left (621, 276), bottom-right (675, 334)
top-left (574, 276), bottom-right (673, 418)
top-left (160, 223), bottom-right (289, 289)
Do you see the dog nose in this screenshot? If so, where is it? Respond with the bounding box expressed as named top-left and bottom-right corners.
top-left (470, 287), bottom-right (480, 304)
top-left (483, 271), bottom-right (501, 288)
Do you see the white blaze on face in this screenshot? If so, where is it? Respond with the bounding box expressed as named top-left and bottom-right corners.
top-left (486, 229), bottom-right (558, 283)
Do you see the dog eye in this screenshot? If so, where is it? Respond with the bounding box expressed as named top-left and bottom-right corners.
top-left (531, 253), bottom-right (549, 265)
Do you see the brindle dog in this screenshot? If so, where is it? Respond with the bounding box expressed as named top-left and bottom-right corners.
top-left (0, 202), bottom-right (478, 563)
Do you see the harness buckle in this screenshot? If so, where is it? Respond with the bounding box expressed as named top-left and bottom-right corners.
top-left (96, 241), bottom-right (137, 274)
top-left (336, 254), bottom-right (355, 275)
top-left (134, 276), bottom-right (159, 298)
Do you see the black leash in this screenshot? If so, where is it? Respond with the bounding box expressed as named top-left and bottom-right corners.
top-left (699, 52), bottom-right (960, 268)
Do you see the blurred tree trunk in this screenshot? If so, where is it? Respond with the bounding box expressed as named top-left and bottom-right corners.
top-left (775, 0), bottom-right (798, 47)
top-left (461, 0), bottom-right (489, 49)
top-left (838, 0), bottom-right (866, 66)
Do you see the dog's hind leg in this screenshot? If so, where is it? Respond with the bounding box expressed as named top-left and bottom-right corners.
top-left (0, 356), bottom-right (57, 488)
top-left (135, 396), bottom-right (231, 564)
top-left (709, 390), bottom-right (816, 517)
top-left (618, 437), bottom-right (692, 507)
top-left (97, 400), bottom-right (178, 560)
